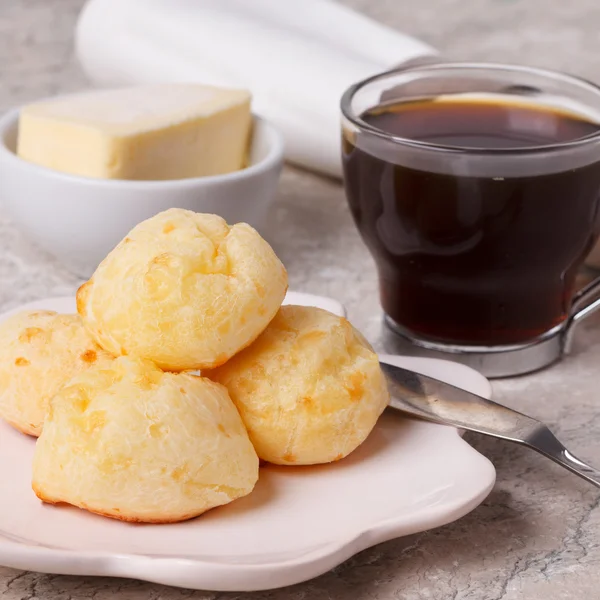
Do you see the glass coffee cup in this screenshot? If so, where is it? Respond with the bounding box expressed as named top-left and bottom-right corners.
top-left (341, 63), bottom-right (600, 377)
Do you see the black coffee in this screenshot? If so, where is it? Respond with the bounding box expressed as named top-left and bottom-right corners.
top-left (343, 98), bottom-right (600, 345)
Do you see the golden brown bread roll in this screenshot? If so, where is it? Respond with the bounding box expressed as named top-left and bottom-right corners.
top-left (0, 310), bottom-right (112, 437)
top-left (77, 208), bottom-right (288, 371)
top-left (206, 305), bottom-right (389, 465)
top-left (32, 356), bottom-right (259, 523)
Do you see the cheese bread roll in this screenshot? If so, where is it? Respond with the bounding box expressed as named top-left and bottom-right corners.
top-left (0, 310), bottom-right (112, 437)
top-left (77, 209), bottom-right (288, 371)
top-left (32, 356), bottom-right (259, 523)
top-left (207, 305), bottom-right (389, 465)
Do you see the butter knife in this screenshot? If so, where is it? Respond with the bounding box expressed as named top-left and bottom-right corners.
top-left (381, 362), bottom-right (600, 488)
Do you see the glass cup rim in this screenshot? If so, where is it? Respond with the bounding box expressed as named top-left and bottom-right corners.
top-left (340, 61), bottom-right (600, 155)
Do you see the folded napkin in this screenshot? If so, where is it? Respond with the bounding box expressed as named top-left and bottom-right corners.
top-left (76, 0), bottom-right (437, 177)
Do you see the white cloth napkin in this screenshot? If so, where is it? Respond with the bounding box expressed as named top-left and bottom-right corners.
top-left (75, 0), bottom-right (437, 177)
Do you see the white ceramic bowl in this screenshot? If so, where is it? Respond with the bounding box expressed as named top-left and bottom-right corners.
top-left (0, 107), bottom-right (284, 278)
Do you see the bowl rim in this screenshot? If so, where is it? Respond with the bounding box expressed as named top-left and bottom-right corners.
top-left (0, 106), bottom-right (284, 189)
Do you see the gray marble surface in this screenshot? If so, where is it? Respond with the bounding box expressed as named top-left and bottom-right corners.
top-left (1, 0), bottom-right (600, 598)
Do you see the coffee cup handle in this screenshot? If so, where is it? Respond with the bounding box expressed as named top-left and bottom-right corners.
top-left (563, 277), bottom-right (600, 353)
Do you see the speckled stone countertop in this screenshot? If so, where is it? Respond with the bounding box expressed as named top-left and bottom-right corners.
top-left (1, 1), bottom-right (600, 598)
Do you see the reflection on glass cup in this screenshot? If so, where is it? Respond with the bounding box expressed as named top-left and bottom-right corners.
top-left (341, 63), bottom-right (600, 350)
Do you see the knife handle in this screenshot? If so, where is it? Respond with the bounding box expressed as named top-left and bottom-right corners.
top-left (526, 425), bottom-right (600, 489)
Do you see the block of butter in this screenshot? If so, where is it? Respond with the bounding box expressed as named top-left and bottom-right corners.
top-left (17, 84), bottom-right (252, 180)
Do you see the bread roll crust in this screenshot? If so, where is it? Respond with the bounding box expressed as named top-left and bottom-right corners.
top-left (207, 305), bottom-right (390, 465)
top-left (0, 310), bottom-right (111, 437)
top-left (32, 356), bottom-right (259, 523)
top-left (77, 208), bottom-right (288, 371)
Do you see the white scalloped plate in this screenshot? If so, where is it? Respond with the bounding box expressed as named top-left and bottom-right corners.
top-left (0, 293), bottom-right (495, 591)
